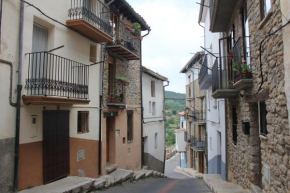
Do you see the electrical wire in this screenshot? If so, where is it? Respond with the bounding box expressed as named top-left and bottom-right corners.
top-left (247, 19), bottom-right (290, 96)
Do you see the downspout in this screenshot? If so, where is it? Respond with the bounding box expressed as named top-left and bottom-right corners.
top-left (225, 99), bottom-right (228, 180)
top-left (162, 81), bottom-right (170, 173)
top-left (0, 59), bottom-right (17, 107)
top-left (14, 1), bottom-right (24, 190)
top-left (98, 45), bottom-right (105, 176)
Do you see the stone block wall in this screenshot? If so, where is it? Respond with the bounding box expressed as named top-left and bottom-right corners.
top-left (225, 0), bottom-right (290, 192)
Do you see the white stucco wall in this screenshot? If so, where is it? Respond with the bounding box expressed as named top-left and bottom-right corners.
top-left (18, 0), bottom-right (102, 144)
top-left (281, 0), bottom-right (290, 132)
top-left (0, 0), bottom-right (20, 140)
top-left (142, 72), bottom-right (165, 162)
top-left (179, 115), bottom-right (186, 129)
top-left (175, 131), bottom-right (186, 152)
top-left (200, 1), bottom-right (227, 178)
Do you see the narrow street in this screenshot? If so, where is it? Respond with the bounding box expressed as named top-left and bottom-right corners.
top-left (97, 154), bottom-right (211, 193)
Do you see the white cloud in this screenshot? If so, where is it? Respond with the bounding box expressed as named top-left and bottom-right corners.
top-left (127, 0), bottom-right (204, 93)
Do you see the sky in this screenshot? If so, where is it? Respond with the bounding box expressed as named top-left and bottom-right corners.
top-left (126, 0), bottom-right (204, 94)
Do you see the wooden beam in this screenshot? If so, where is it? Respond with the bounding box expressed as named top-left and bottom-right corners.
top-left (246, 89), bottom-right (269, 103)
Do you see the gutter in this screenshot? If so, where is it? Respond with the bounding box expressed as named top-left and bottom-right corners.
top-left (0, 59), bottom-right (17, 107)
top-left (162, 81), bottom-right (170, 173)
top-left (14, 1), bottom-right (24, 190)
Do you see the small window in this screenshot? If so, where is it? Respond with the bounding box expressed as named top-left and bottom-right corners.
top-left (155, 133), bottom-right (158, 149)
top-left (149, 101), bottom-right (152, 113)
top-left (78, 111), bottom-right (89, 133)
top-left (260, 0), bottom-right (271, 20)
top-left (127, 111), bottom-right (133, 142)
top-left (232, 106), bottom-right (238, 144)
top-left (259, 101), bottom-right (268, 136)
top-left (90, 45), bottom-right (97, 63)
top-left (152, 102), bottom-right (156, 116)
top-left (151, 81), bottom-right (155, 97)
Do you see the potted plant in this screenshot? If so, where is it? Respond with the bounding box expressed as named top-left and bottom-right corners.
top-left (109, 93), bottom-right (118, 103)
top-left (115, 77), bottom-right (127, 85)
top-left (228, 50), bottom-right (234, 58)
top-left (241, 60), bottom-right (252, 79)
top-left (124, 23), bottom-right (132, 30)
top-left (124, 81), bottom-right (130, 86)
top-left (132, 22), bottom-right (141, 36)
top-left (116, 38), bottom-right (125, 46)
top-left (138, 36), bottom-right (143, 41)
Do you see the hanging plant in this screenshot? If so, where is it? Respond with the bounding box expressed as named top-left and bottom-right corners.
top-left (132, 22), bottom-right (141, 36)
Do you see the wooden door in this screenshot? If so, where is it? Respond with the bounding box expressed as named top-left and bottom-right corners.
top-left (43, 110), bottom-right (70, 184)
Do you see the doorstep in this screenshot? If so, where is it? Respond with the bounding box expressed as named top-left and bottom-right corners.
top-left (203, 174), bottom-right (251, 193)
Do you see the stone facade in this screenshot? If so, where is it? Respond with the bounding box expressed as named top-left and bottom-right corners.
top-left (224, 0), bottom-right (290, 192)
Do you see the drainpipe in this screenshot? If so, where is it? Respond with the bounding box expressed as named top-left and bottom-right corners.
top-left (225, 99), bottom-right (228, 181)
top-left (140, 42), bottom-right (144, 168)
top-left (14, 1), bottom-right (24, 191)
top-left (98, 44), bottom-right (105, 176)
top-left (0, 59), bottom-right (17, 107)
top-left (162, 81), bottom-right (170, 173)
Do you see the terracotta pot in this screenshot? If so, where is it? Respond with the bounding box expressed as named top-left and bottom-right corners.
top-left (228, 52), bottom-right (233, 58)
top-left (109, 97), bottom-right (118, 103)
top-left (242, 72), bottom-right (252, 79)
top-left (131, 31), bottom-right (137, 36)
top-left (117, 80), bottom-right (123, 85)
top-left (124, 23), bottom-right (132, 30)
top-left (138, 36), bottom-right (143, 41)
top-left (124, 82), bottom-right (129, 86)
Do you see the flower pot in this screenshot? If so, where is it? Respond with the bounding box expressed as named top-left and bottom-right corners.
top-left (117, 80), bottom-right (123, 85)
top-left (124, 82), bottom-right (129, 86)
top-left (228, 52), bottom-right (233, 58)
top-left (109, 97), bottom-right (118, 103)
top-left (125, 23), bottom-right (132, 30)
top-left (138, 36), bottom-right (143, 41)
top-left (242, 72), bottom-right (252, 79)
top-left (131, 31), bottom-right (137, 36)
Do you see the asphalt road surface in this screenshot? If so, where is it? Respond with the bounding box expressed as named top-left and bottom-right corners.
top-left (97, 153), bottom-right (212, 193)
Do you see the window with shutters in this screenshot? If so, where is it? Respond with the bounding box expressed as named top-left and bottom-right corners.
top-left (127, 111), bottom-right (133, 143)
top-left (152, 102), bottom-right (156, 116)
top-left (155, 133), bottom-right (158, 149)
top-left (78, 111), bottom-right (89, 133)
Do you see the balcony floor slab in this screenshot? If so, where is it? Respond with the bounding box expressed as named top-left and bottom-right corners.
top-left (106, 45), bottom-right (140, 60)
top-left (22, 96), bottom-right (90, 105)
top-left (233, 79), bottom-right (253, 90)
top-left (212, 89), bottom-right (240, 99)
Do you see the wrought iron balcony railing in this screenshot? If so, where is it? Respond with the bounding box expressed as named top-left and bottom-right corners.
top-left (195, 141), bottom-right (205, 151)
top-left (231, 37), bottom-right (252, 82)
top-left (212, 59), bottom-right (220, 94)
top-left (191, 110), bottom-right (206, 124)
top-left (199, 56), bottom-right (208, 83)
top-left (68, 0), bottom-right (113, 36)
top-left (25, 52), bottom-right (89, 99)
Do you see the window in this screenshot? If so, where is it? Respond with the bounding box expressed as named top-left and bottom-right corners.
top-left (127, 111), bottom-right (133, 142)
top-left (90, 45), bottom-right (97, 63)
top-left (155, 133), bottom-right (158, 149)
top-left (152, 102), bottom-right (156, 116)
top-left (259, 101), bottom-right (268, 136)
top-left (149, 101), bottom-right (152, 113)
top-left (260, 0), bottom-right (271, 20)
top-left (108, 59), bottom-right (116, 95)
top-left (241, 3), bottom-right (251, 66)
top-left (78, 111), bottom-right (89, 133)
top-left (151, 81), bottom-right (155, 97)
top-left (232, 106), bottom-right (238, 144)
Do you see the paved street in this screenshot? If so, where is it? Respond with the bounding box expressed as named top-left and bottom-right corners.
top-left (97, 153), bottom-right (211, 193)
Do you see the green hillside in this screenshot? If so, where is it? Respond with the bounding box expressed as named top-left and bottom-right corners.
top-left (165, 91), bottom-right (186, 147)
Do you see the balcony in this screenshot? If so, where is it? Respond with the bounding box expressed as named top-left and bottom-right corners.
top-left (190, 137), bottom-right (205, 152)
top-left (191, 110), bottom-right (206, 125)
top-left (67, 0), bottom-right (113, 43)
top-left (212, 59), bottom-right (239, 99)
top-left (231, 37), bottom-right (253, 90)
top-left (23, 52), bottom-right (90, 105)
top-left (209, 0), bottom-right (238, 32)
top-left (199, 56), bottom-right (212, 90)
top-left (106, 79), bottom-right (128, 108)
top-left (106, 21), bottom-right (141, 60)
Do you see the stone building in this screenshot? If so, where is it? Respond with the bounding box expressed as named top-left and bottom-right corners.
top-left (100, 0), bottom-right (150, 175)
top-left (180, 52), bottom-right (207, 174)
top-left (205, 0), bottom-right (290, 192)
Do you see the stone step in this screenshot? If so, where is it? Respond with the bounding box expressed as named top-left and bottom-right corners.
top-left (251, 185), bottom-right (263, 193)
top-left (105, 163), bottom-right (118, 174)
top-left (100, 169), bottom-right (134, 188)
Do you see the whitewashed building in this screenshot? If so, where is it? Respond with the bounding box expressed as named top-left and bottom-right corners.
top-left (175, 112), bottom-right (187, 168)
top-left (142, 67), bottom-right (168, 173)
top-left (198, 0), bottom-right (227, 180)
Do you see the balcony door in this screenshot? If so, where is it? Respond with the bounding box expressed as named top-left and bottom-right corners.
top-left (31, 23), bottom-right (48, 95)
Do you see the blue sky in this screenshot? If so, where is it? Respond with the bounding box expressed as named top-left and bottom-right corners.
top-left (127, 0), bottom-right (204, 93)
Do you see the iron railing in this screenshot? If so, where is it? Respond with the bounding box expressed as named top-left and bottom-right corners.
top-left (25, 52), bottom-right (89, 99)
top-left (199, 55), bottom-right (209, 84)
top-left (191, 110), bottom-right (206, 123)
top-left (68, 0), bottom-right (113, 36)
top-left (231, 37), bottom-right (252, 81)
top-left (190, 136), bottom-right (196, 148)
top-left (116, 21), bottom-right (141, 56)
top-left (195, 141), bottom-right (205, 151)
top-left (212, 59), bottom-right (220, 93)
